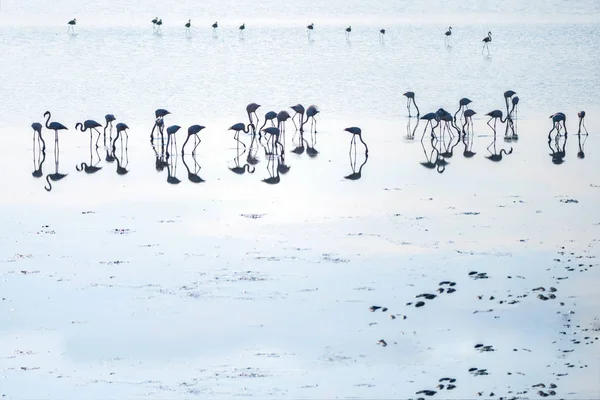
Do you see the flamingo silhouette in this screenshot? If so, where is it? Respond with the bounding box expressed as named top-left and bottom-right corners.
top-left (152, 17), bottom-right (159, 32)
top-left (345, 127), bottom-right (369, 155)
top-left (259, 111), bottom-right (278, 135)
top-left (403, 92), bottom-right (420, 118)
top-left (185, 19), bottom-right (191, 36)
top-left (577, 129), bottom-right (587, 159)
top-left (290, 104), bottom-right (305, 130)
top-left (246, 103), bottom-right (261, 135)
top-left (445, 26), bottom-right (452, 46)
top-left (165, 125), bottom-right (181, 156)
top-left (181, 125), bottom-right (205, 155)
top-left (44, 111), bottom-right (68, 153)
top-left (262, 127), bottom-right (284, 156)
top-left (419, 112), bottom-right (438, 140)
top-left (104, 114), bottom-right (116, 145)
top-left (482, 31), bottom-right (492, 55)
top-left (32, 147), bottom-right (46, 178)
top-left (67, 18), bottom-right (76, 35)
top-left (212, 21), bottom-right (218, 34)
top-left (307, 23), bottom-right (314, 38)
top-left (156, 19), bottom-right (163, 33)
top-left (76, 119), bottom-right (103, 148)
top-left (345, 25), bottom-right (352, 40)
top-left (549, 112), bottom-right (567, 138)
top-left (486, 110), bottom-right (508, 137)
top-left (379, 29), bottom-right (386, 41)
top-left (31, 122), bottom-right (46, 152)
top-left (462, 109), bottom-right (476, 137)
top-left (301, 105), bottom-right (319, 133)
top-left (151, 109), bottom-right (170, 140)
top-left (577, 111), bottom-right (588, 135)
top-left (239, 23), bottom-right (245, 38)
top-left (229, 122), bottom-right (253, 149)
top-left (112, 122), bottom-right (129, 153)
top-left (454, 97), bottom-right (472, 123)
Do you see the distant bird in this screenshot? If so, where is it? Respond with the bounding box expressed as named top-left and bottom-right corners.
top-left (549, 112), bottom-right (567, 138)
top-left (239, 23), bottom-right (245, 37)
top-left (482, 31), bottom-right (492, 54)
top-left (578, 111), bottom-right (588, 135)
top-left (454, 97), bottom-right (472, 122)
top-left (345, 127), bottom-right (369, 155)
top-left (165, 125), bottom-right (181, 155)
top-left (44, 111), bottom-right (68, 151)
top-left (403, 91), bottom-right (420, 118)
top-left (445, 26), bottom-right (452, 45)
top-left (507, 96), bottom-right (519, 139)
top-left (229, 122), bottom-right (253, 149)
top-left (290, 104), bottom-right (305, 130)
top-left (156, 19), bottom-right (163, 33)
top-left (112, 123), bottom-right (129, 152)
top-left (379, 29), bottom-right (386, 41)
top-left (276, 110), bottom-right (292, 135)
top-left (151, 108), bottom-right (170, 140)
top-left (503, 90), bottom-right (516, 115)
top-left (104, 114), bottom-right (116, 145)
top-left (31, 122), bottom-right (46, 151)
top-left (486, 110), bottom-right (508, 136)
top-left (262, 127), bottom-right (284, 154)
top-left (212, 21), bottom-right (218, 34)
top-left (301, 105), bottom-right (319, 133)
top-left (182, 124), bottom-right (206, 155)
top-left (345, 25), bottom-right (352, 40)
top-left (67, 18), bottom-right (76, 35)
top-left (246, 103), bottom-right (261, 134)
top-left (151, 17), bottom-right (159, 32)
top-left (76, 119), bottom-right (103, 148)
top-left (307, 23), bottom-right (314, 38)
top-left (185, 19), bottom-right (191, 35)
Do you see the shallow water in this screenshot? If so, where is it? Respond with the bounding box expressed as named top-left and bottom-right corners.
top-left (1, 0), bottom-right (600, 398)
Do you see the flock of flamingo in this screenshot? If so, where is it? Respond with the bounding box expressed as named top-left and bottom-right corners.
top-left (29, 91), bottom-right (590, 190)
top-left (64, 17), bottom-right (495, 50)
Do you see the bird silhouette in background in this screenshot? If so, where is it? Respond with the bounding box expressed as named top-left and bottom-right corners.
top-left (301, 105), bottom-right (319, 133)
top-left (239, 23), bottom-right (245, 38)
top-left (229, 122), bottom-right (253, 150)
top-left (165, 125), bottom-right (182, 157)
top-left (454, 97), bottom-right (472, 123)
top-left (482, 31), bottom-right (492, 55)
top-left (156, 19), bottom-right (163, 34)
top-left (67, 18), bottom-right (76, 35)
top-left (307, 23), bottom-right (314, 39)
top-left (75, 119), bottom-right (103, 148)
top-left (345, 127), bottom-right (369, 156)
top-left (577, 111), bottom-right (589, 135)
top-left (549, 112), bottom-right (567, 138)
top-left (445, 26), bottom-right (452, 46)
top-left (152, 17), bottom-right (159, 32)
top-left (379, 28), bottom-right (386, 42)
top-left (212, 21), bottom-right (218, 35)
top-left (290, 104), bottom-right (305, 131)
top-left (44, 111), bottom-right (68, 153)
top-left (345, 25), bottom-right (352, 40)
top-left (151, 109), bottom-right (170, 141)
top-left (112, 122), bottom-right (129, 153)
top-left (185, 19), bottom-right (191, 36)
top-left (403, 92), bottom-right (420, 118)
top-left (181, 125), bottom-right (206, 155)
top-left (104, 114), bottom-right (116, 146)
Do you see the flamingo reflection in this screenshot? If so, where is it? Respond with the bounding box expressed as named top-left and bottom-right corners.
top-left (182, 153), bottom-right (205, 183)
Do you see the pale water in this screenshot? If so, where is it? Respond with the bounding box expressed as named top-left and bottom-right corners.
top-left (1, 0), bottom-right (600, 398)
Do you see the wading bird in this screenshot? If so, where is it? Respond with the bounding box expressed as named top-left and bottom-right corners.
top-left (301, 105), bottom-right (319, 133)
top-left (577, 111), bottom-right (588, 135)
top-left (290, 104), bottom-right (305, 130)
top-left (259, 111), bottom-right (278, 134)
top-left (239, 23), bottom-right (245, 37)
top-left (346, 25), bottom-right (352, 40)
top-left (419, 112), bottom-right (438, 140)
top-left (75, 119), bottom-right (103, 148)
top-left (112, 122), bottom-right (129, 152)
top-left (68, 18), bottom-right (76, 34)
top-left (151, 17), bottom-right (159, 32)
top-left (345, 127), bottom-right (369, 155)
top-left (165, 125), bottom-right (181, 155)
top-left (31, 122), bottom-right (46, 152)
top-left (151, 108), bottom-right (170, 140)
top-left (379, 29), bottom-right (386, 41)
top-left (185, 19), bottom-right (191, 36)
top-left (44, 111), bottom-right (68, 152)
top-left (212, 21), bottom-right (218, 34)
top-left (307, 23), bottom-right (314, 38)
top-left (549, 112), bottom-right (567, 138)
top-left (454, 97), bottom-right (472, 123)
top-left (156, 19), bottom-right (163, 33)
top-left (445, 26), bottom-right (452, 46)
top-left (403, 91), bottom-right (420, 118)
top-left (262, 127), bottom-right (284, 155)
top-left (104, 114), bottom-right (116, 145)
top-left (486, 110), bottom-right (508, 137)
top-left (462, 109), bottom-right (476, 136)
top-left (182, 125), bottom-right (206, 155)
top-left (229, 122), bottom-right (253, 149)
top-left (482, 31), bottom-right (492, 55)
top-left (246, 103), bottom-right (261, 134)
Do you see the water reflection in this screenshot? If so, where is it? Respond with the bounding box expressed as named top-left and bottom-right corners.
top-left (45, 148), bottom-right (68, 192)
top-left (182, 154), bottom-right (205, 183)
top-left (114, 144), bottom-right (129, 176)
top-left (548, 134), bottom-right (567, 165)
top-left (229, 144), bottom-right (255, 175)
top-left (263, 155), bottom-right (281, 185)
top-left (419, 137), bottom-right (445, 173)
top-left (151, 138), bottom-right (169, 173)
top-left (76, 135), bottom-right (103, 175)
top-left (344, 150), bottom-right (368, 180)
top-left (32, 147), bottom-right (46, 179)
top-left (577, 133), bottom-right (587, 159)
top-left (166, 154), bottom-right (181, 184)
top-left (486, 134), bottom-right (513, 162)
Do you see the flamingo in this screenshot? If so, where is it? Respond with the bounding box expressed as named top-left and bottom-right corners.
top-left (462, 109), bottom-right (476, 136)
top-left (31, 122), bottom-right (46, 152)
top-left (67, 18), bottom-right (76, 34)
top-left (505, 96), bottom-right (519, 140)
top-left (453, 97), bottom-right (472, 123)
top-left (262, 127), bottom-right (284, 155)
top-left (445, 26), bottom-right (452, 46)
top-left (482, 31), bottom-right (492, 55)
top-left (76, 120), bottom-right (103, 148)
top-left (578, 111), bottom-right (588, 135)
top-left (307, 23), bottom-right (314, 38)
top-left (486, 110), bottom-right (508, 137)
top-left (104, 114), bottom-right (116, 145)
top-left (111, 122), bottom-right (129, 152)
top-left (277, 110), bottom-right (291, 135)
top-left (301, 105), bottom-right (319, 133)
top-left (44, 111), bottom-right (68, 152)
top-left (290, 104), bottom-right (305, 130)
top-left (229, 123), bottom-right (253, 149)
top-left (151, 108), bottom-right (170, 140)
top-left (182, 125), bottom-right (206, 155)
top-left (403, 91), bottom-right (420, 118)
top-left (185, 19), bottom-right (191, 36)
top-left (419, 112), bottom-right (438, 140)
top-left (259, 111), bottom-right (278, 134)
top-left (165, 125), bottom-right (181, 155)
top-left (246, 103), bottom-right (261, 134)
top-left (549, 112), bottom-right (567, 138)
top-left (345, 25), bottom-right (351, 40)
top-left (379, 29), bottom-right (386, 41)
top-left (345, 127), bottom-right (369, 155)
top-left (151, 17), bottom-right (159, 32)
top-left (212, 21), bottom-right (218, 34)
top-left (156, 19), bottom-right (163, 33)
top-left (239, 23), bottom-right (245, 37)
